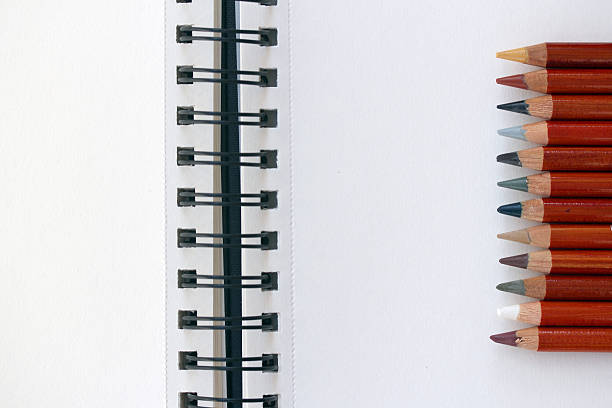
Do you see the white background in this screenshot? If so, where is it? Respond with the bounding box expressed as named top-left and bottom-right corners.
top-left (3, 1), bottom-right (612, 407)
top-left (289, 1), bottom-right (612, 407)
top-left (0, 1), bottom-right (164, 407)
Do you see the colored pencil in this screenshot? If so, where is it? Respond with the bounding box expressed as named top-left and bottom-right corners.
top-left (497, 198), bottom-right (612, 223)
top-left (499, 250), bottom-right (612, 275)
top-left (498, 172), bottom-right (612, 197)
top-left (497, 301), bottom-right (612, 326)
top-left (498, 95), bottom-right (612, 120)
top-left (497, 69), bottom-right (612, 94)
top-left (497, 276), bottom-right (612, 300)
top-left (497, 147), bottom-right (612, 171)
top-left (497, 43), bottom-right (612, 68)
top-left (498, 224), bottom-right (612, 249)
top-left (490, 327), bottom-right (612, 352)
top-left (498, 121), bottom-right (612, 145)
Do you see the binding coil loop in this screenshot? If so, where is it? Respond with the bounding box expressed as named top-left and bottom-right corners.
top-left (177, 188), bottom-right (278, 209)
top-left (177, 66), bottom-right (277, 87)
top-left (177, 229), bottom-right (278, 250)
top-left (176, 25), bottom-right (278, 46)
top-left (179, 392), bottom-right (279, 408)
top-left (178, 270), bottom-right (278, 291)
top-left (177, 147), bottom-right (277, 169)
top-left (179, 351), bottom-right (279, 372)
top-left (177, 106), bottom-right (277, 127)
top-left (177, 0), bottom-right (278, 6)
top-left (178, 310), bottom-right (279, 331)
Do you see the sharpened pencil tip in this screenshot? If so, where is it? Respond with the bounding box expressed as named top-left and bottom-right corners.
top-left (496, 280), bottom-right (526, 296)
top-left (496, 47), bottom-right (528, 64)
top-left (497, 100), bottom-right (530, 115)
top-left (497, 125), bottom-right (526, 141)
top-left (497, 229), bottom-right (530, 244)
top-left (497, 202), bottom-right (522, 218)
top-left (497, 305), bottom-right (520, 321)
top-left (499, 254), bottom-right (529, 269)
top-left (497, 152), bottom-right (522, 167)
top-left (497, 177), bottom-right (528, 192)
top-left (490, 330), bottom-right (519, 347)
top-left (496, 74), bottom-right (527, 89)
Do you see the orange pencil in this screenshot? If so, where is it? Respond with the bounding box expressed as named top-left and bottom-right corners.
top-left (498, 172), bottom-right (612, 197)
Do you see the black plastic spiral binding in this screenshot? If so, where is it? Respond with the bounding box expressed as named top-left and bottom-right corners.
top-left (179, 393), bottom-right (279, 408)
top-left (177, 66), bottom-right (277, 87)
top-left (178, 270), bottom-right (278, 291)
top-left (177, 147), bottom-right (278, 168)
top-left (176, 0), bottom-right (278, 406)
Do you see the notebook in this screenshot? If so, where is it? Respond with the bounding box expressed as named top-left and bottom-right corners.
top-left (4, 0), bottom-right (612, 407)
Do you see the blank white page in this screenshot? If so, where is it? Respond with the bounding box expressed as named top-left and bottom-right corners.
top-left (0, 2), bottom-right (164, 406)
top-left (289, 1), bottom-right (612, 406)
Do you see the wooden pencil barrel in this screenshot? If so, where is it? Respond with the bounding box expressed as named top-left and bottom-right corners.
top-left (549, 250), bottom-right (612, 274)
top-left (540, 302), bottom-right (612, 326)
top-left (546, 121), bottom-right (612, 145)
top-left (540, 199), bottom-right (612, 223)
top-left (545, 43), bottom-right (612, 68)
top-left (549, 225), bottom-right (612, 249)
top-left (542, 147), bottom-right (612, 171)
top-left (546, 69), bottom-right (612, 93)
top-left (549, 95), bottom-right (612, 120)
top-left (544, 276), bottom-right (612, 300)
top-left (537, 327), bottom-right (612, 352)
top-left (548, 173), bottom-right (612, 197)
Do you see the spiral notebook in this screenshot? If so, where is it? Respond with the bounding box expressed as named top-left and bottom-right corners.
top-left (6, 0), bottom-right (612, 407)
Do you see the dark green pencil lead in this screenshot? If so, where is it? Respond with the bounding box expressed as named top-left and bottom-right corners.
top-left (497, 152), bottom-right (522, 167)
top-left (497, 100), bottom-right (529, 115)
top-left (497, 177), bottom-right (528, 192)
top-left (496, 280), bottom-right (526, 296)
top-left (497, 202), bottom-right (522, 218)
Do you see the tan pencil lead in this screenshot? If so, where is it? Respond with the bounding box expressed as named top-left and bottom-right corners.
top-left (496, 47), bottom-right (528, 64)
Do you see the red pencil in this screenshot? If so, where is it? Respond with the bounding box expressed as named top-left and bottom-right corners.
top-left (497, 43), bottom-right (612, 68)
top-left (498, 95), bottom-right (612, 120)
top-left (498, 172), bottom-right (612, 197)
top-left (498, 198), bottom-right (612, 223)
top-left (498, 301), bottom-right (612, 326)
top-left (497, 275), bottom-right (612, 300)
top-left (491, 327), bottom-right (612, 352)
top-left (498, 224), bottom-right (612, 249)
top-left (500, 250), bottom-right (612, 275)
top-left (498, 121), bottom-right (612, 146)
top-left (497, 69), bottom-right (612, 93)
top-left (497, 147), bottom-right (612, 171)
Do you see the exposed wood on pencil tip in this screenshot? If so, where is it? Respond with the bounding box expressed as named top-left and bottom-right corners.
top-left (496, 47), bottom-right (528, 64)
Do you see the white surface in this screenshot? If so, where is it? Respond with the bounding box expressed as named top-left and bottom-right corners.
top-left (498, 305), bottom-right (520, 320)
top-left (165, 2), bottom-right (217, 403)
top-left (289, 1), bottom-right (612, 407)
top-left (0, 2), bottom-right (164, 407)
